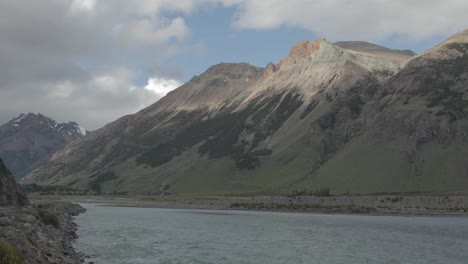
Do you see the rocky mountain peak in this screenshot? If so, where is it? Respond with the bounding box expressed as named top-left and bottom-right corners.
top-left (142, 63), bottom-right (264, 114)
top-left (201, 63), bottom-right (263, 80)
top-left (409, 30), bottom-right (468, 65)
top-left (0, 113), bottom-right (86, 178)
top-left (287, 39), bottom-right (323, 59)
top-left (335, 41), bottom-right (416, 66)
top-left (275, 38), bottom-right (403, 76)
top-left (278, 38), bottom-right (337, 67)
top-left (335, 41), bottom-right (416, 56)
top-left (9, 113), bottom-right (87, 137)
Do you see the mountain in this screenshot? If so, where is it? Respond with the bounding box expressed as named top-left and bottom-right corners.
top-left (334, 41), bottom-right (416, 66)
top-left (305, 30), bottom-right (468, 194)
top-left (0, 113), bottom-right (87, 179)
top-left (0, 158), bottom-right (28, 206)
top-left (22, 37), bottom-right (421, 195)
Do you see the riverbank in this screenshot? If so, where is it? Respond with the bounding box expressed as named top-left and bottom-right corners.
top-left (32, 194), bottom-right (468, 216)
top-left (0, 202), bottom-right (85, 264)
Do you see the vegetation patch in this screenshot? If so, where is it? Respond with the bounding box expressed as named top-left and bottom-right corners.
top-left (371, 68), bottom-right (395, 79)
top-left (346, 95), bottom-right (364, 115)
top-left (416, 77), bottom-right (468, 121)
top-left (409, 51), bottom-right (468, 121)
top-left (22, 184), bottom-right (87, 195)
top-left (0, 242), bottom-right (24, 264)
top-left (445, 42), bottom-right (468, 53)
top-left (233, 152), bottom-right (260, 170)
top-left (36, 209), bottom-right (60, 228)
top-left (88, 171), bottom-right (117, 194)
top-left (138, 91), bottom-right (303, 170)
top-left (229, 202), bottom-right (376, 213)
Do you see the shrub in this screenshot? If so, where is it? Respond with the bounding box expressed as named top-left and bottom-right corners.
top-left (88, 171), bottom-right (117, 194)
top-left (285, 189), bottom-right (305, 197)
top-left (0, 242), bottom-right (24, 264)
top-left (314, 187), bottom-right (331, 197)
top-left (391, 196), bottom-right (404, 203)
top-left (37, 209), bottom-right (60, 228)
top-left (346, 95), bottom-right (364, 115)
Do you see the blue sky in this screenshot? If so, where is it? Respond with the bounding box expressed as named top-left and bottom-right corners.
top-left (133, 6), bottom-right (324, 85)
top-left (0, 0), bottom-right (466, 129)
top-left (142, 6), bottom-right (449, 84)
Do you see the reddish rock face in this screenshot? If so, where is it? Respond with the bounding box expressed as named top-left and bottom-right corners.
top-left (288, 39), bottom-right (322, 59)
top-left (0, 158), bottom-right (29, 206)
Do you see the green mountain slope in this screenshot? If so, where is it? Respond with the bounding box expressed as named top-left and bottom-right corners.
top-left (22, 32), bottom-right (468, 195)
top-left (304, 31), bottom-right (468, 194)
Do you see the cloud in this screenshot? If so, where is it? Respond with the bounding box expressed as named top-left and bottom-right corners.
top-left (0, 0), bottom-right (209, 130)
top-left (113, 17), bottom-right (190, 47)
top-left (0, 68), bottom-right (165, 130)
top-left (225, 0), bottom-right (468, 42)
top-left (71, 0), bottom-right (96, 13)
top-left (1, 0), bottom-right (467, 131)
top-left (144, 77), bottom-right (182, 97)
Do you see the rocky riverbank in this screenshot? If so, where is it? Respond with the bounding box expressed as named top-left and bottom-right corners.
top-left (0, 201), bottom-right (85, 264)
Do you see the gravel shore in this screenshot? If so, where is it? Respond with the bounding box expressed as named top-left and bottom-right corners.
top-left (44, 194), bottom-right (468, 216)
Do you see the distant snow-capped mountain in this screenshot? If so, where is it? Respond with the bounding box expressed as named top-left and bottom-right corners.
top-left (0, 113), bottom-right (87, 178)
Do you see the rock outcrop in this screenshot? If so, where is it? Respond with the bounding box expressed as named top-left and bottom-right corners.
top-left (1, 160), bottom-right (84, 263)
top-left (0, 202), bottom-right (85, 264)
top-left (0, 158), bottom-right (28, 206)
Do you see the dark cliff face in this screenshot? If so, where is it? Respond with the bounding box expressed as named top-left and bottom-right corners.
top-left (0, 158), bottom-right (29, 206)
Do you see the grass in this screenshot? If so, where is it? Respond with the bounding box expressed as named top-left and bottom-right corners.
top-left (0, 242), bottom-right (24, 264)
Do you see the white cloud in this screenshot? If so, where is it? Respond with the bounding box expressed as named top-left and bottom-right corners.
top-left (113, 17), bottom-right (190, 47)
top-left (144, 77), bottom-right (182, 97)
top-left (224, 0), bottom-right (468, 42)
top-left (14, 68), bottom-right (164, 130)
top-left (71, 0), bottom-right (96, 13)
top-left (1, 0), bottom-right (468, 131)
top-left (0, 0), bottom-right (203, 129)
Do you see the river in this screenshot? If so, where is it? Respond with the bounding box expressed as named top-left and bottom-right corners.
top-left (74, 203), bottom-right (468, 264)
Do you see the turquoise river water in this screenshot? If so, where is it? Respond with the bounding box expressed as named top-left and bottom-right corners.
top-left (74, 203), bottom-right (468, 264)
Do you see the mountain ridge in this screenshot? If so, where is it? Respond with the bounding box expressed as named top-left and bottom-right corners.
top-left (22, 32), bottom-right (468, 195)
